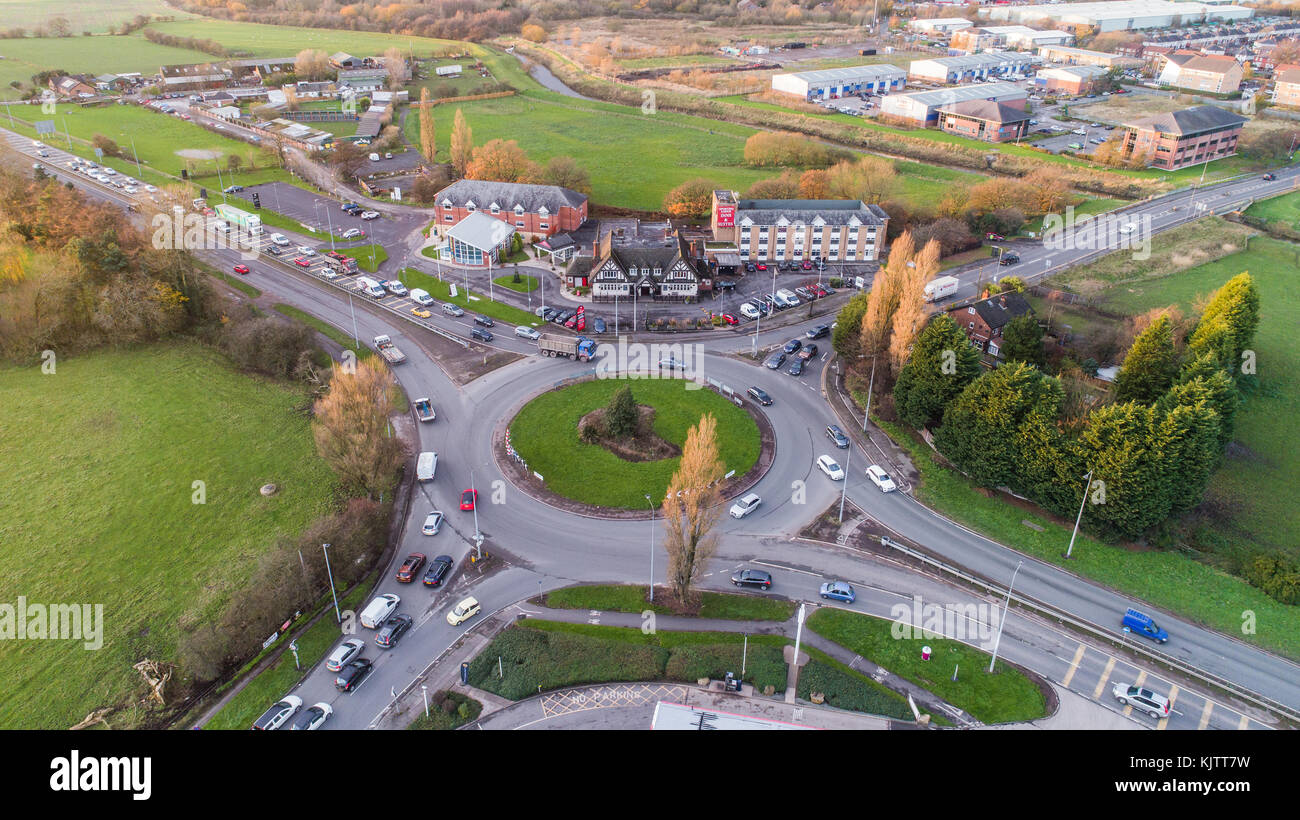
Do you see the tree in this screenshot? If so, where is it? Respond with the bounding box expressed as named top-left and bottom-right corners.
top-left (1113, 314), bottom-right (1177, 404)
top-left (826, 155), bottom-right (897, 204)
top-left (1186, 272), bottom-right (1259, 375)
top-left (311, 357), bottom-right (408, 499)
top-left (859, 231), bottom-right (912, 359)
top-left (893, 314), bottom-right (981, 429)
top-left (1071, 401), bottom-right (1168, 540)
top-left (798, 168), bottom-right (828, 199)
top-left (449, 108), bottom-right (473, 177)
top-left (832, 292), bottom-right (869, 360)
top-left (605, 385), bottom-right (637, 438)
top-left (294, 49), bottom-right (330, 82)
top-left (540, 156), bottom-right (592, 195)
top-left (998, 276), bottom-right (1026, 293)
top-left (661, 413), bottom-right (725, 606)
top-left (744, 169), bottom-right (801, 200)
top-left (418, 87), bottom-right (436, 163)
top-left (743, 131), bottom-right (833, 167)
top-left (327, 140), bottom-right (367, 180)
top-left (887, 238), bottom-right (938, 376)
top-left (522, 24), bottom-right (547, 43)
top-left (1000, 314), bottom-right (1045, 368)
top-left (383, 47), bottom-right (408, 90)
top-left (466, 139), bottom-right (539, 183)
top-left (662, 178), bottom-right (716, 219)
top-left (1154, 388), bottom-right (1222, 515)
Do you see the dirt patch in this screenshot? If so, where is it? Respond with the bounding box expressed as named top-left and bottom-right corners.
top-left (176, 148), bottom-right (222, 160)
top-left (577, 405), bottom-right (681, 462)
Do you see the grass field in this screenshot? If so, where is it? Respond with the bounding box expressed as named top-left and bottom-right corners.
top-left (1244, 189), bottom-right (1300, 228)
top-left (509, 378), bottom-right (760, 508)
top-left (0, 342), bottom-right (339, 729)
top-left (543, 584), bottom-right (797, 621)
top-left (493, 274), bottom-right (539, 293)
top-left (0, 1), bottom-right (189, 32)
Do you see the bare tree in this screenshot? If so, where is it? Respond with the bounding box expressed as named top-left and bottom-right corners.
top-left (661, 413), bottom-right (725, 606)
top-left (887, 238), bottom-right (940, 376)
top-left (383, 47), bottom-right (408, 90)
top-left (312, 357), bottom-right (408, 499)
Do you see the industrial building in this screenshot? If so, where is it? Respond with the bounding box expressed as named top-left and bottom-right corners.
top-left (770, 64), bottom-right (907, 100)
top-left (981, 1), bottom-right (1252, 32)
top-left (907, 18), bottom-right (974, 35)
top-left (950, 25), bottom-right (1074, 54)
top-left (1035, 65), bottom-right (1110, 95)
top-left (909, 53), bottom-right (1040, 84)
top-left (879, 82), bottom-right (1027, 124)
top-left (1035, 45), bottom-right (1145, 69)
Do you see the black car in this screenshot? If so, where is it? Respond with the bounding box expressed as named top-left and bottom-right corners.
top-left (826, 424), bottom-right (849, 448)
top-left (471, 328), bottom-right (494, 342)
top-left (783, 339), bottom-right (802, 355)
top-left (555, 310), bottom-right (575, 324)
top-left (474, 315), bottom-right (495, 327)
top-left (799, 343), bottom-right (819, 360)
top-left (375, 614), bottom-right (413, 649)
top-left (747, 387), bottom-right (773, 406)
top-left (745, 261), bottom-right (757, 273)
top-left (999, 253), bottom-right (1020, 266)
top-left (423, 554), bottom-right (454, 588)
top-left (731, 569), bottom-right (773, 590)
top-left (542, 307), bottom-right (559, 321)
top-left (805, 324), bottom-right (830, 340)
top-left (265, 245), bottom-right (283, 256)
top-left (787, 359), bottom-right (804, 376)
top-left (764, 352), bottom-right (787, 370)
top-left (334, 658), bottom-right (373, 691)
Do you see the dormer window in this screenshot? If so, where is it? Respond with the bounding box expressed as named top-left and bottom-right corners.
top-left (514, 204), bottom-right (525, 215)
top-left (466, 201), bottom-right (476, 212)
top-left (491, 204), bottom-right (500, 214)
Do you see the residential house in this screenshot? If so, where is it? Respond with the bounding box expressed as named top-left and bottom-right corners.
top-left (947, 291), bottom-right (1035, 356)
top-left (1159, 53), bottom-right (1243, 94)
top-left (49, 75), bottom-right (96, 98)
top-left (1272, 66), bottom-right (1300, 108)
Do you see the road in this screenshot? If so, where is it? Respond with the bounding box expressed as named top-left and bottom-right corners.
top-left (7, 125), bottom-right (1298, 730)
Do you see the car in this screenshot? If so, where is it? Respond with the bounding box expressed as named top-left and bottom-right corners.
top-left (1118, 223), bottom-right (1138, 234)
top-left (515, 325), bottom-right (541, 340)
top-left (798, 343), bottom-right (818, 361)
top-left (265, 245), bottom-right (284, 256)
top-left (747, 386), bottom-right (772, 406)
top-left (782, 339), bottom-right (802, 355)
top-left (124, 186), bottom-right (138, 194)
top-left (342, 202), bottom-right (362, 213)
top-left (287, 702), bottom-right (333, 731)
top-left (395, 552), bottom-right (426, 583)
top-left (756, 262), bottom-right (767, 271)
top-left (986, 232), bottom-right (1005, 241)
top-left (1263, 173), bottom-right (1277, 181)
top-left (375, 614), bottom-right (413, 648)
top-left (592, 317), bottom-right (607, 334)
top-left (1071, 128), bottom-right (1087, 136)
top-left (810, 284), bottom-right (828, 297)
top-left (268, 233), bottom-right (289, 246)
top-left (411, 307), bottom-right (431, 319)
top-left (1121, 608), bottom-right (1169, 643)
top-left (816, 454), bottom-right (845, 481)
top-left (1112, 682), bottom-right (1170, 719)
top-left (223, 185), bottom-right (244, 193)
top-left (819, 581), bottom-right (856, 603)
top-left (377, 280), bottom-right (405, 297)
top-left (423, 554), bottom-right (454, 588)
top-left (342, 228), bottom-right (365, 239)
top-left (252, 695), bottom-right (303, 730)
top-left (474, 315), bottom-right (495, 327)
top-left (720, 313), bottom-right (739, 326)
top-left (360, 211), bottom-right (380, 220)
top-left (421, 510), bottom-right (444, 536)
top-left (334, 658), bottom-right (374, 692)
top-left (794, 286), bottom-right (814, 300)
top-left (786, 359), bottom-right (804, 376)
top-left (447, 596), bottom-right (482, 626)
top-left (296, 246), bottom-right (316, 256)
top-left (730, 569), bottom-right (772, 590)
top-left (325, 638), bottom-right (366, 672)
top-left (764, 352), bottom-right (787, 370)
top-left (729, 493), bottom-right (761, 519)
top-left (564, 314), bottom-right (578, 329)
top-left (825, 425), bottom-right (849, 449)
top-left (1067, 142), bottom-right (1084, 150)
top-left (739, 303), bottom-right (761, 320)
top-left (443, 303), bottom-right (465, 318)
top-left (658, 357), bottom-right (685, 370)
top-left (744, 262), bottom-right (756, 273)
top-left (293, 257), bottom-right (312, 267)
top-left (1089, 138), bottom-right (1105, 145)
top-left (470, 328), bottom-right (494, 342)
top-left (999, 254), bottom-right (1020, 266)
top-left (806, 324), bottom-right (830, 340)
top-left (866, 464), bottom-right (897, 492)
top-left (232, 264), bottom-right (250, 275)
top-left (802, 260), bottom-right (813, 270)
top-left (460, 489), bottom-right (477, 511)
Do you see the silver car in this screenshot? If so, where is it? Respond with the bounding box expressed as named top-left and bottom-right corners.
top-left (325, 638), bottom-right (365, 672)
top-left (422, 510), bottom-right (444, 535)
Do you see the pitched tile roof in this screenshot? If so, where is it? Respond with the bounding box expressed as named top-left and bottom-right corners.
top-left (436, 179), bottom-right (588, 213)
top-left (1125, 104), bottom-right (1247, 135)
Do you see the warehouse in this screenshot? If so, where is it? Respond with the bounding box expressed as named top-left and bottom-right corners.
top-left (1036, 45), bottom-right (1145, 69)
top-left (981, 1), bottom-right (1252, 32)
top-left (770, 64), bottom-right (907, 100)
top-left (907, 18), bottom-right (974, 35)
top-left (908, 53), bottom-right (1039, 84)
top-left (879, 82), bottom-right (1027, 124)
top-left (949, 26), bottom-right (1075, 54)
top-left (1035, 65), bottom-right (1110, 95)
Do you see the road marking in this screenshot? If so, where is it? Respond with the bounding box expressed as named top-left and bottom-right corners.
top-left (1238, 713), bottom-right (1250, 730)
top-left (1119, 669), bottom-right (1148, 717)
top-left (1198, 698), bottom-right (1214, 730)
top-left (1094, 656), bottom-right (1116, 699)
top-left (1159, 685), bottom-right (1178, 730)
top-left (1060, 644), bottom-right (1087, 688)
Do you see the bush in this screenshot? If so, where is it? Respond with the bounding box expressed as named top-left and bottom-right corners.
top-left (1245, 552), bottom-right (1300, 605)
top-left (219, 315), bottom-right (320, 380)
top-left (797, 660), bottom-right (912, 719)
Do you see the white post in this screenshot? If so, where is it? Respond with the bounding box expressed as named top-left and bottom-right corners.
top-left (321, 543), bottom-right (340, 623)
top-left (645, 494), bottom-right (655, 602)
top-left (987, 560), bottom-right (1023, 673)
top-left (422, 685), bottom-right (429, 718)
top-left (1065, 469), bottom-right (1094, 559)
top-left (792, 603), bottom-right (806, 671)
top-left (471, 468), bottom-right (481, 560)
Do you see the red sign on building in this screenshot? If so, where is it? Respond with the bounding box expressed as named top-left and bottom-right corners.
top-left (716, 204), bottom-right (735, 228)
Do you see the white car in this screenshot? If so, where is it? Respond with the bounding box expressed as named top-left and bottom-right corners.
top-left (360, 211), bottom-right (380, 220)
top-left (866, 465), bottom-right (897, 493)
top-left (269, 233), bottom-right (289, 245)
top-left (297, 245), bottom-right (316, 256)
top-left (342, 228), bottom-right (365, 239)
top-left (123, 186), bottom-right (138, 194)
top-left (383, 280), bottom-right (408, 296)
top-left (739, 303), bottom-right (761, 320)
top-left (252, 695), bottom-right (302, 730)
top-left (288, 702), bottom-right (333, 731)
top-left (1112, 682), bottom-right (1170, 719)
top-left (729, 493), bottom-right (761, 519)
top-left (422, 510), bottom-right (444, 535)
top-left (102, 167), bottom-right (116, 176)
top-left (1119, 223), bottom-right (1138, 234)
top-left (144, 184), bottom-right (157, 193)
top-left (816, 454), bottom-right (845, 481)
top-left (325, 638), bottom-right (365, 672)
top-left (447, 596), bottom-right (482, 626)
top-left (515, 325), bottom-right (541, 340)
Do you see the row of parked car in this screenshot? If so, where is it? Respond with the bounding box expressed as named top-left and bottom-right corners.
top-left (737, 283), bottom-right (835, 321)
top-left (536, 305), bottom-right (608, 334)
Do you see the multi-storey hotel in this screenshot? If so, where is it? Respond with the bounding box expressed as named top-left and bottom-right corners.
top-left (710, 192), bottom-right (890, 265)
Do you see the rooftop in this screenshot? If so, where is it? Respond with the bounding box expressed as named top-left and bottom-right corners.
top-left (446, 210), bottom-right (517, 251)
top-left (1124, 104), bottom-right (1248, 135)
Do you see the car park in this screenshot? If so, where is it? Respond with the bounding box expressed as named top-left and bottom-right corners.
top-left (422, 511), bottom-right (444, 535)
top-left (816, 454), bottom-right (845, 481)
top-left (1112, 682), bottom-right (1170, 719)
top-left (730, 569), bottom-right (772, 590)
top-left (252, 695), bottom-right (302, 730)
top-left (825, 425), bottom-right (849, 449)
top-left (423, 554), bottom-right (454, 588)
top-left (515, 325), bottom-right (541, 340)
top-left (287, 702), bottom-right (332, 731)
top-left (395, 552), bottom-right (426, 583)
top-left (866, 464), bottom-right (897, 492)
top-left (447, 596), bottom-right (482, 626)
top-left (334, 658), bottom-right (374, 692)
top-left (375, 614), bottom-right (413, 649)
top-left (460, 489), bottom-right (477, 511)
top-left (325, 638), bottom-right (366, 672)
top-left (819, 581), bottom-right (856, 603)
top-left (747, 387), bottom-right (772, 406)
top-left (729, 493), bottom-right (761, 518)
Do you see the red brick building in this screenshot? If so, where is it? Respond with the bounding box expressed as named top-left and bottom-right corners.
top-left (433, 180), bottom-right (588, 241)
top-left (936, 99), bottom-right (1032, 143)
top-left (1119, 105), bottom-right (1247, 171)
top-left (946, 291), bottom-right (1034, 357)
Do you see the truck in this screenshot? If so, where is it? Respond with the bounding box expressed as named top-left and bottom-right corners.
top-left (327, 254), bottom-right (359, 275)
top-left (923, 275), bottom-right (960, 303)
top-left (373, 335), bottom-right (406, 364)
top-left (538, 333), bottom-right (597, 361)
top-left (214, 203), bottom-right (262, 236)
top-left (413, 397), bottom-right (435, 422)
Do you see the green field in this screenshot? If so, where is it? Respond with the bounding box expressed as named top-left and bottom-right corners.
top-left (1244, 189), bottom-right (1300, 228)
top-left (511, 377), bottom-right (761, 508)
top-left (0, 1), bottom-right (189, 32)
top-left (0, 342), bottom-right (339, 729)
top-left (399, 267), bottom-right (541, 327)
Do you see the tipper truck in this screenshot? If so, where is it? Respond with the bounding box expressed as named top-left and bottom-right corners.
top-left (923, 275), bottom-right (960, 303)
top-left (373, 335), bottom-right (406, 364)
top-left (214, 203), bottom-right (263, 236)
top-left (538, 334), bottom-right (597, 361)
top-left (413, 398), bottom-right (435, 422)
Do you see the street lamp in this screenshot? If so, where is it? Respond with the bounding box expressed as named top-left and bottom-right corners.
top-left (1065, 469), bottom-right (1094, 560)
top-left (987, 560), bottom-right (1023, 673)
top-left (470, 468), bottom-right (481, 561)
top-left (321, 542), bottom-right (341, 623)
top-left (645, 494), bottom-right (656, 602)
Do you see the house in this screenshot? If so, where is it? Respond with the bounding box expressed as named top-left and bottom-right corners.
top-left (1159, 53), bottom-right (1244, 94)
top-left (947, 291), bottom-right (1034, 356)
top-left (1035, 65), bottom-right (1109, 96)
top-left (711, 191), bottom-right (890, 265)
top-left (1272, 66), bottom-right (1300, 108)
top-left (49, 75), bottom-right (96, 98)
top-left (291, 81), bottom-right (337, 98)
top-left (587, 232), bottom-right (702, 301)
top-left (1118, 105), bottom-right (1247, 170)
top-left (937, 99), bottom-right (1032, 143)
top-left (433, 180), bottom-right (588, 241)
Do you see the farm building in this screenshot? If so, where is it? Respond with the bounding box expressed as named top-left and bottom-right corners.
top-left (770, 64), bottom-right (907, 100)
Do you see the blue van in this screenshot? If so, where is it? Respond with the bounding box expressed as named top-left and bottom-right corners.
top-left (1122, 609), bottom-right (1169, 644)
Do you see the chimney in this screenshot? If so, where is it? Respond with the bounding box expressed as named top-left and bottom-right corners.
top-left (999, 296), bottom-right (1007, 309)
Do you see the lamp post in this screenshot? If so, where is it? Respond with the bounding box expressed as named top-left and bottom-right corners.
top-left (1065, 469), bottom-right (1094, 560)
top-left (470, 468), bottom-right (481, 561)
top-left (645, 494), bottom-right (656, 602)
top-left (322, 542), bottom-right (341, 623)
top-left (988, 560), bottom-right (1023, 673)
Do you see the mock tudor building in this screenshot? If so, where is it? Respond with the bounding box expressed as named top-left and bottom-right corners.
top-left (1118, 105), bottom-right (1247, 170)
top-left (947, 291), bottom-right (1035, 357)
top-left (710, 191), bottom-right (889, 265)
top-left (433, 180), bottom-right (588, 241)
top-left (588, 232), bottom-right (703, 301)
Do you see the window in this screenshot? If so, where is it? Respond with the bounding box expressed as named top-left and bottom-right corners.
top-left (516, 221), bottom-right (524, 228)
top-left (466, 203), bottom-right (476, 212)
top-left (444, 214), bottom-right (454, 222)
top-left (491, 205), bottom-right (500, 214)
top-left (968, 307), bottom-right (976, 315)
top-left (539, 222), bottom-right (548, 230)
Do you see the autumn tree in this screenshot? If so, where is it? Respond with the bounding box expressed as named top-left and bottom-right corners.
top-left (294, 49), bottom-right (330, 82)
top-left (887, 237), bottom-right (939, 376)
top-left (312, 357), bottom-right (408, 499)
top-left (540, 155), bottom-right (592, 195)
top-left (449, 108), bottom-right (473, 177)
top-left (826, 155), bottom-right (897, 204)
top-left (418, 87), bottom-right (435, 163)
top-left (745, 168), bottom-right (801, 200)
top-left (859, 231), bottom-right (912, 359)
top-left (383, 47), bottom-right (408, 90)
top-left (521, 23), bottom-right (547, 43)
top-left (743, 131), bottom-right (833, 167)
top-left (465, 138), bottom-right (540, 183)
top-left (663, 177), bottom-right (716, 219)
top-left (661, 413), bottom-right (726, 606)
top-left (798, 168), bottom-right (829, 198)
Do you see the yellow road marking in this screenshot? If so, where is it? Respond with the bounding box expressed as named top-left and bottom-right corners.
top-left (1238, 713), bottom-right (1250, 730)
top-left (1061, 644), bottom-right (1087, 688)
top-left (1199, 699), bottom-right (1214, 730)
top-left (1094, 656), bottom-right (1116, 699)
top-left (1158, 685), bottom-right (1178, 730)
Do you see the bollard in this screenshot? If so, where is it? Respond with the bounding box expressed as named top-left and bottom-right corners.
top-left (921, 645), bottom-right (932, 661)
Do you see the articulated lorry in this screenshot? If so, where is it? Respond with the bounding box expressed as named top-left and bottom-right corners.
top-left (538, 334), bottom-right (597, 361)
top-left (373, 334), bottom-right (406, 364)
top-left (214, 203), bottom-right (263, 236)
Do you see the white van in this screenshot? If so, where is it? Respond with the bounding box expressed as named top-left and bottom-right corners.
top-left (369, 152), bottom-right (380, 162)
top-left (416, 451), bottom-right (438, 482)
top-left (409, 288), bottom-right (435, 306)
top-left (775, 288), bottom-right (800, 307)
top-left (355, 277), bottom-right (386, 299)
top-left (359, 593), bottom-right (400, 629)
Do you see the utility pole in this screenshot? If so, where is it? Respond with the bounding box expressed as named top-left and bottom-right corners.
top-left (1065, 469), bottom-right (1094, 559)
top-left (322, 543), bottom-right (341, 623)
top-left (645, 494), bottom-right (656, 602)
top-left (988, 560), bottom-right (1023, 673)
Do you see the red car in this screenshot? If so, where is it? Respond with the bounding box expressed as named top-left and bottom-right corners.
top-left (720, 313), bottom-right (739, 325)
top-left (565, 315), bottom-right (577, 329)
top-left (801, 260), bottom-right (813, 270)
top-left (325, 250), bottom-right (346, 261)
top-left (232, 264), bottom-right (250, 275)
top-left (986, 232), bottom-right (1005, 241)
top-left (294, 257), bottom-right (312, 267)
top-left (756, 263), bottom-right (767, 271)
top-left (460, 489), bottom-right (477, 511)
top-left (811, 285), bottom-right (828, 297)
top-left (395, 552), bottom-right (426, 583)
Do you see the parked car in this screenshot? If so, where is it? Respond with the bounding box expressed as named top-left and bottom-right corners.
top-left (825, 425), bottom-right (849, 449)
top-left (334, 658), bottom-right (374, 692)
top-left (360, 211), bottom-right (380, 220)
top-left (806, 324), bottom-right (830, 339)
top-left (730, 569), bottom-right (772, 590)
top-left (296, 246), bottom-right (316, 256)
top-left (422, 554), bottom-right (454, 588)
top-left (816, 454), bottom-right (845, 481)
top-left (375, 614), bottom-right (413, 649)
top-left (325, 638), bottom-right (365, 672)
top-left (739, 303), bottom-right (761, 320)
top-left (747, 387), bottom-right (773, 406)
top-left (395, 552), bottom-right (426, 583)
top-left (1112, 682), bottom-right (1170, 719)
top-left (269, 233), bottom-right (289, 246)
top-left (287, 702), bottom-right (333, 730)
top-left (223, 185), bottom-right (244, 193)
top-left (819, 581), bottom-right (856, 603)
top-left (342, 228), bottom-right (365, 239)
top-left (866, 464), bottom-right (897, 492)
top-left (422, 511), bottom-right (444, 535)
top-left (787, 359), bottom-right (804, 376)
top-left (460, 489), bottom-right (477, 511)
top-left (446, 596), bottom-right (482, 626)
top-left (798, 343), bottom-right (818, 361)
top-left (764, 352), bottom-right (787, 370)
top-left (592, 317), bottom-right (607, 334)
top-left (782, 339), bottom-right (802, 355)
top-left (293, 257), bottom-right (312, 268)
top-left (252, 695), bottom-right (302, 730)
top-left (729, 493), bottom-right (762, 519)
